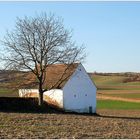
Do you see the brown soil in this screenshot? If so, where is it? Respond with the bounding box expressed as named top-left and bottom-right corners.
top-left (99, 85), bottom-right (140, 89)
top-left (97, 90), bottom-right (140, 94)
top-left (0, 110), bottom-right (140, 139)
top-left (97, 95), bottom-right (140, 103)
top-left (97, 109), bottom-right (140, 118)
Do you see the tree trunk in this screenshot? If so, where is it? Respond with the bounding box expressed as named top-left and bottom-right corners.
top-left (38, 91), bottom-right (43, 106)
top-left (38, 78), bottom-right (43, 106)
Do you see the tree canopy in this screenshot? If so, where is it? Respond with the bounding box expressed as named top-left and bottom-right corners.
top-left (0, 13), bottom-right (85, 105)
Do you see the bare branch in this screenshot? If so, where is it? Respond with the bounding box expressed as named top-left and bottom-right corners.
top-left (0, 12), bottom-right (85, 106)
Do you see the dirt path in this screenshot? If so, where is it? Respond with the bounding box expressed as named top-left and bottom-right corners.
top-left (97, 95), bottom-right (140, 103)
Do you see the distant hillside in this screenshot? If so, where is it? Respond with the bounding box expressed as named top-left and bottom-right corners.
top-left (1, 70), bottom-right (140, 88)
top-left (0, 70), bottom-right (37, 89)
top-left (0, 70), bottom-right (140, 97)
top-left (89, 72), bottom-right (140, 84)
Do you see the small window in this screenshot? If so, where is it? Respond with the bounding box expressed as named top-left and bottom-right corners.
top-left (85, 94), bottom-right (87, 96)
top-left (74, 94), bottom-right (76, 97)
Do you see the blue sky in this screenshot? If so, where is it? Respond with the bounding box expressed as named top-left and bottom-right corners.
top-left (0, 1), bottom-right (140, 72)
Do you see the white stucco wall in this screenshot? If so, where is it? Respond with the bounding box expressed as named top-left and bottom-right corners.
top-left (44, 89), bottom-right (63, 108)
top-left (19, 89), bottom-right (63, 109)
top-left (63, 64), bottom-right (96, 113)
top-left (19, 89), bottom-right (39, 97)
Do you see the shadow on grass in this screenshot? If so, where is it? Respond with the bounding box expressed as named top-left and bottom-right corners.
top-left (0, 97), bottom-right (63, 114)
top-left (0, 97), bottom-right (140, 120)
top-left (94, 113), bottom-right (140, 120)
top-left (0, 97), bottom-right (99, 116)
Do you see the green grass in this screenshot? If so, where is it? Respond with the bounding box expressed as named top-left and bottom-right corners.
top-left (97, 100), bottom-right (140, 109)
top-left (93, 75), bottom-right (140, 86)
top-left (93, 75), bottom-right (140, 101)
top-left (98, 86), bottom-right (140, 91)
top-left (103, 93), bottom-right (140, 99)
top-left (123, 81), bottom-right (140, 85)
top-left (93, 75), bottom-right (127, 86)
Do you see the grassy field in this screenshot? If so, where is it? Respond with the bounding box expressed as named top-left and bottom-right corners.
top-left (0, 98), bottom-right (139, 139)
top-left (93, 74), bottom-right (140, 87)
top-left (100, 93), bottom-right (140, 99)
top-left (92, 74), bottom-right (140, 109)
top-left (0, 73), bottom-right (140, 109)
top-left (97, 100), bottom-right (140, 109)
top-left (0, 73), bottom-right (140, 139)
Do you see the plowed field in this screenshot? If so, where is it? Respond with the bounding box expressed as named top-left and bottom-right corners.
top-left (0, 110), bottom-right (140, 139)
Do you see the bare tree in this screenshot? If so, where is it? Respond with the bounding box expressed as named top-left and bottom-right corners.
top-left (1, 13), bottom-right (85, 106)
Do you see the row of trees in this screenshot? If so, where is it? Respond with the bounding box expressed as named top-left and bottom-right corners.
top-left (0, 13), bottom-right (85, 106)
